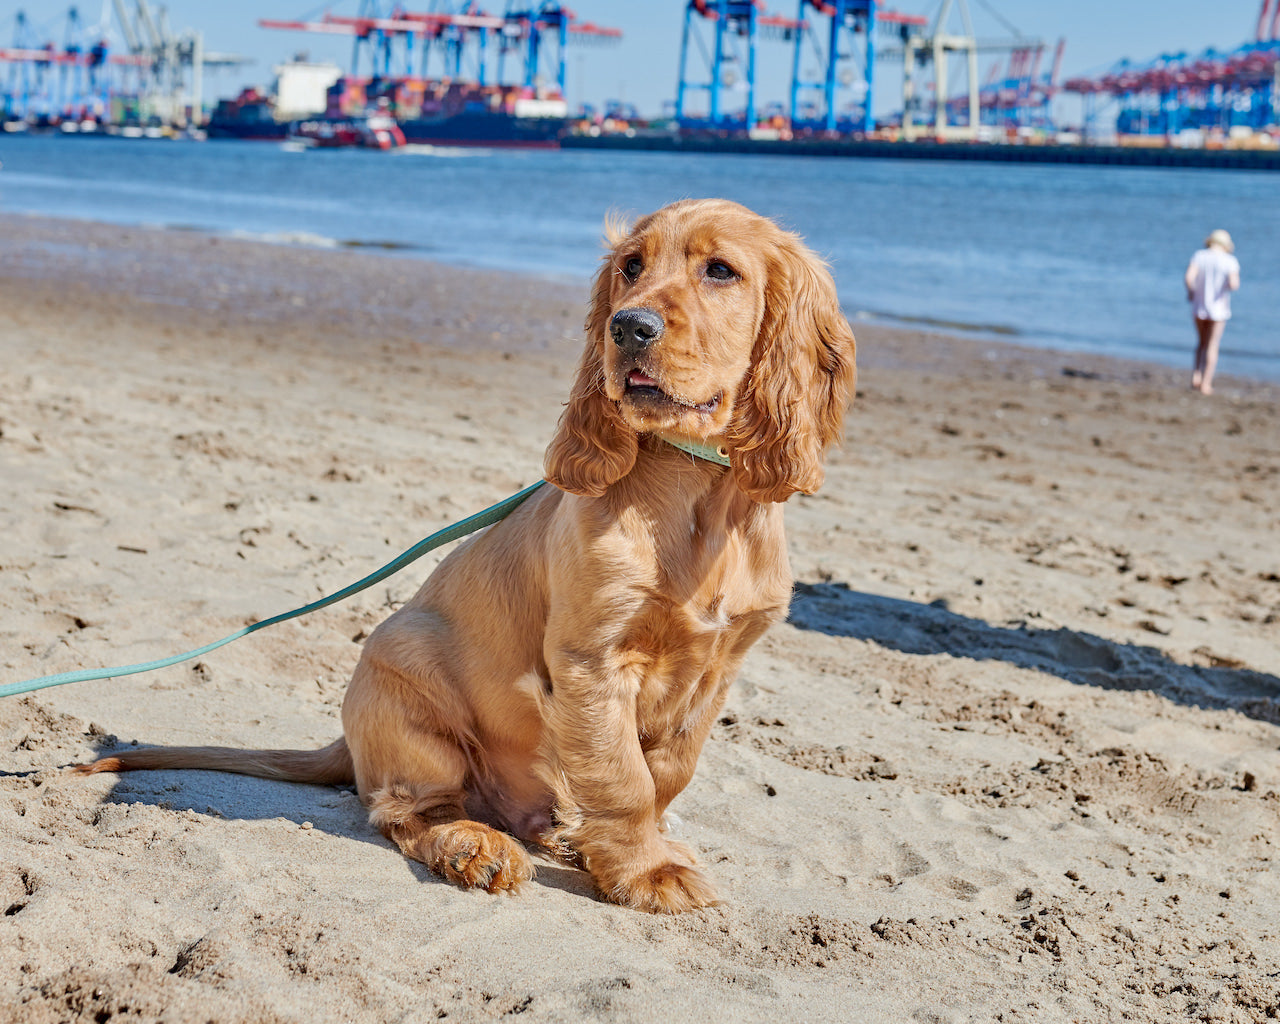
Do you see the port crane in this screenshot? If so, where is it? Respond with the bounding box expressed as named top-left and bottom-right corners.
top-left (260, 2), bottom-right (621, 101)
top-left (874, 0), bottom-right (1048, 140)
top-left (110, 0), bottom-right (197, 125)
top-left (897, 0), bottom-right (979, 140)
top-left (0, 6), bottom-right (144, 126)
top-left (981, 38), bottom-right (1064, 131)
top-left (935, 37), bottom-right (1064, 133)
top-left (0, 2), bottom-right (249, 130)
top-left (1063, 0), bottom-right (1280, 140)
top-left (260, 4), bottom-right (510, 85)
top-left (675, 1), bottom-right (806, 132)
top-left (786, 1), bottom-right (926, 135)
top-left (675, 1), bottom-right (1034, 138)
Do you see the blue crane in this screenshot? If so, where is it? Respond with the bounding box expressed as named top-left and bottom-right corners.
top-left (788, 1), bottom-right (875, 134)
top-left (676, 1), bottom-right (804, 132)
top-left (264, 3), bottom-right (619, 100)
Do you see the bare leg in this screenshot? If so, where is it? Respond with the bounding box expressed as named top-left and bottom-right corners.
top-left (1193, 317), bottom-right (1226, 394)
top-left (1192, 318), bottom-right (1213, 390)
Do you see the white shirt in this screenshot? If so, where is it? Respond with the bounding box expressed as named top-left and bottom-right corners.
top-left (1189, 247), bottom-right (1240, 321)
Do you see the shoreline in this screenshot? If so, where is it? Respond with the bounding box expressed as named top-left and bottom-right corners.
top-left (2, 215), bottom-right (1278, 1022)
top-left (563, 131), bottom-right (1280, 171)
top-left (3, 210), bottom-right (1274, 394)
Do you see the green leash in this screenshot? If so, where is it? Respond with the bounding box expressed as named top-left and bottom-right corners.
top-left (1, 480), bottom-right (547, 700)
top-left (3, 439), bottom-right (731, 701)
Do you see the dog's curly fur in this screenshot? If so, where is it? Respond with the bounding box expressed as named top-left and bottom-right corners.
top-left (76, 199), bottom-right (857, 913)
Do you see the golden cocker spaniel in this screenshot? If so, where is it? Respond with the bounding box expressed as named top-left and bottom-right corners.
top-left (77, 199), bottom-right (857, 914)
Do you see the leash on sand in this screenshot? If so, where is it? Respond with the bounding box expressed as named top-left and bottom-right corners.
top-left (0, 481), bottom-right (549, 700)
top-left (1, 438), bottom-right (732, 702)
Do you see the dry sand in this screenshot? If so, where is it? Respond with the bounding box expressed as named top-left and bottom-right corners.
top-left (1, 214), bottom-right (1278, 1023)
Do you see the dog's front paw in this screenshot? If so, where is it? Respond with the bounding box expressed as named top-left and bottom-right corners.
top-left (425, 822), bottom-right (534, 893)
top-left (608, 862), bottom-right (719, 914)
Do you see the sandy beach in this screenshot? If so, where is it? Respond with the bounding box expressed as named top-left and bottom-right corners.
top-left (2, 213), bottom-right (1278, 1023)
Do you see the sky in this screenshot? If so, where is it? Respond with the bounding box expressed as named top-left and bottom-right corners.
top-left (4, 1), bottom-right (1269, 125)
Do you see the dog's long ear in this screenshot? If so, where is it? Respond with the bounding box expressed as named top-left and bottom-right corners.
top-left (728, 234), bottom-right (856, 504)
top-left (544, 248), bottom-right (638, 496)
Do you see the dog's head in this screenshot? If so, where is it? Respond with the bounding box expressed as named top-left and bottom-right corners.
top-left (545, 199), bottom-right (856, 504)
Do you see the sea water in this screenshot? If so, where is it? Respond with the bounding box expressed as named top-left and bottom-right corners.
top-left (1, 133), bottom-right (1276, 382)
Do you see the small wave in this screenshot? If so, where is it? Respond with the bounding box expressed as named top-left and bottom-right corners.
top-left (339, 238), bottom-right (422, 252)
top-left (392, 144), bottom-right (494, 158)
top-left (853, 308), bottom-right (1020, 337)
top-left (226, 229), bottom-right (426, 255)
top-left (225, 228), bottom-right (340, 249)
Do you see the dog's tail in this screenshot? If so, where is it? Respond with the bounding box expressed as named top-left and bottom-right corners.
top-left (72, 737), bottom-right (355, 786)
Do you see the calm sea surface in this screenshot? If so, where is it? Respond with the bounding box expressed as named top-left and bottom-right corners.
top-left (2, 134), bottom-right (1277, 382)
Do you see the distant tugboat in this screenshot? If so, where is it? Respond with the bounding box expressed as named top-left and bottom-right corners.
top-left (286, 109), bottom-right (406, 150)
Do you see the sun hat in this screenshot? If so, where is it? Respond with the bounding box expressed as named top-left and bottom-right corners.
top-left (1205, 229), bottom-right (1234, 253)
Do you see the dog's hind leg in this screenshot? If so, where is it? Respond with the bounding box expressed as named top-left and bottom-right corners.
top-left (365, 779), bottom-right (534, 893)
top-left (344, 613), bottom-right (534, 893)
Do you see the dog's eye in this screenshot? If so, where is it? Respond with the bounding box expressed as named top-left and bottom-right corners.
top-left (705, 260), bottom-right (737, 282)
top-left (622, 257), bottom-right (643, 281)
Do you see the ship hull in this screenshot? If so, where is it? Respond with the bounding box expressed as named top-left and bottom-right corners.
top-left (398, 111), bottom-right (566, 148)
top-left (206, 121), bottom-right (290, 141)
top-left (206, 110), bottom-right (566, 149)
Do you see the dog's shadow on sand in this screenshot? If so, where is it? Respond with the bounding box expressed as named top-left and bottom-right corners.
top-left (72, 752), bottom-right (599, 902)
top-left (788, 580), bottom-right (1280, 725)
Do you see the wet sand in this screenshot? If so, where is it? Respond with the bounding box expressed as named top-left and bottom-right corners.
top-left (2, 214), bottom-right (1278, 1023)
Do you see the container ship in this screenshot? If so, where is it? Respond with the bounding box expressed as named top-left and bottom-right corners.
top-left (208, 67), bottom-right (570, 149)
top-left (209, 5), bottom-right (620, 149)
top-left (331, 76), bottom-right (569, 148)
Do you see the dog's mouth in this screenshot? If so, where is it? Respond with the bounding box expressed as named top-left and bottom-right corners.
top-left (624, 369), bottom-right (721, 415)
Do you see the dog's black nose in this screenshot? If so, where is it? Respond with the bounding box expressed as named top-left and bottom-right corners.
top-left (609, 308), bottom-right (664, 355)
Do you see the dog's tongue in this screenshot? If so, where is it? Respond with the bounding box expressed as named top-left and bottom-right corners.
top-left (628, 370), bottom-right (659, 388)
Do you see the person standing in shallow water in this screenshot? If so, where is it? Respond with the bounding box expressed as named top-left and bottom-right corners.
top-left (1184, 229), bottom-right (1240, 395)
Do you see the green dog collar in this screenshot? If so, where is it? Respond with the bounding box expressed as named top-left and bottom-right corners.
top-left (662, 437), bottom-right (732, 466)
